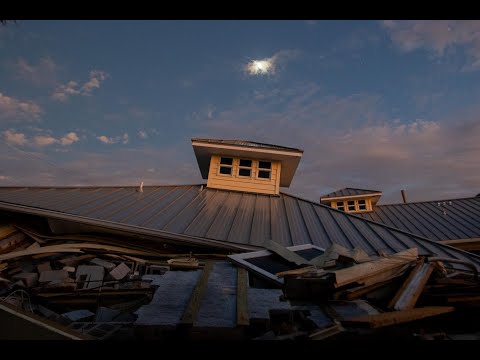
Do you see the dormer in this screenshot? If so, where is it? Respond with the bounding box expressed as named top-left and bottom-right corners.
top-left (191, 138), bottom-right (303, 195)
top-left (320, 188), bottom-right (382, 213)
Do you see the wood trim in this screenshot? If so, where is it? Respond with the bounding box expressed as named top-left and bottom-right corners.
top-left (191, 141), bottom-right (303, 157)
top-left (236, 267), bottom-right (249, 326)
top-left (321, 193), bottom-right (382, 201)
top-left (180, 261), bottom-right (214, 325)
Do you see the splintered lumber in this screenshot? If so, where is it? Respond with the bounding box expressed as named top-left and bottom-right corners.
top-left (338, 276), bottom-right (403, 301)
top-left (264, 240), bottom-right (311, 266)
top-left (388, 261), bottom-right (435, 311)
top-left (341, 306), bottom-right (455, 329)
top-left (310, 244), bottom-right (371, 267)
top-left (331, 248), bottom-right (418, 288)
top-left (237, 267), bottom-right (249, 326)
top-left (0, 246), bottom-right (83, 261)
top-left (0, 232), bottom-right (27, 254)
top-left (180, 261), bottom-right (214, 325)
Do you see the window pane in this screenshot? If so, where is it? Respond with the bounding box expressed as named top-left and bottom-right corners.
top-left (347, 200), bottom-right (355, 205)
top-left (258, 161), bottom-right (271, 169)
top-left (258, 170), bottom-right (271, 179)
top-left (358, 199), bottom-right (366, 205)
top-left (219, 166), bottom-right (232, 175)
top-left (239, 159), bottom-right (252, 167)
top-left (239, 168), bottom-right (251, 177)
top-left (220, 157), bottom-right (233, 165)
top-left (359, 204), bottom-right (367, 210)
top-left (337, 203), bottom-right (345, 211)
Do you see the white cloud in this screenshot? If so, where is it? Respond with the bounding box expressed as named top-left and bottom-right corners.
top-left (147, 168), bottom-right (155, 173)
top-left (3, 129), bottom-right (27, 146)
top-left (122, 133), bottom-right (129, 144)
top-left (0, 175), bottom-right (10, 181)
top-left (382, 20), bottom-right (480, 70)
top-left (138, 130), bottom-right (148, 139)
top-left (52, 70), bottom-right (109, 102)
top-left (97, 135), bottom-right (117, 144)
top-left (59, 132), bottom-right (79, 145)
top-left (0, 92), bottom-right (43, 121)
top-left (13, 57), bottom-right (58, 86)
top-left (34, 135), bottom-right (57, 147)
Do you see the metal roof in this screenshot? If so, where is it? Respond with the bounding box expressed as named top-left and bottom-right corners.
top-left (321, 188), bottom-right (382, 199)
top-left (357, 196), bottom-right (480, 241)
top-left (0, 185), bottom-right (478, 270)
top-left (191, 138), bottom-right (303, 153)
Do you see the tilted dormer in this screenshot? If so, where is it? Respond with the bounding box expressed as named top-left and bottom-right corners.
top-left (191, 138), bottom-right (303, 195)
top-left (320, 188), bottom-right (382, 213)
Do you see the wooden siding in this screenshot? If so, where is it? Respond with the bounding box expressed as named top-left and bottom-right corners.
top-left (207, 155), bottom-right (281, 195)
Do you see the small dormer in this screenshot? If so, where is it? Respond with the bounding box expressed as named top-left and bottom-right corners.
top-left (191, 138), bottom-right (303, 195)
top-left (320, 188), bottom-right (382, 213)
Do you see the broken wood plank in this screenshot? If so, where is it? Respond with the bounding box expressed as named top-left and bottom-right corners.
top-left (341, 306), bottom-right (455, 329)
top-left (264, 240), bottom-right (311, 266)
top-left (180, 261), bottom-right (214, 325)
top-left (330, 248), bottom-right (418, 288)
top-left (309, 323), bottom-right (344, 340)
top-left (337, 277), bottom-right (402, 301)
top-left (310, 244), bottom-right (371, 267)
top-left (0, 232), bottom-right (26, 254)
top-left (26, 242), bottom-right (41, 251)
top-left (0, 246), bottom-right (82, 261)
top-left (276, 266), bottom-right (316, 278)
top-left (0, 225), bottom-right (18, 239)
top-left (12, 272), bottom-right (38, 287)
top-left (237, 267), bottom-right (249, 326)
top-left (59, 254), bottom-right (96, 266)
top-left (388, 261), bottom-right (435, 311)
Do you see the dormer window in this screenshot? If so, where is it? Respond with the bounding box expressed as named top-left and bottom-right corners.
top-left (333, 199), bottom-right (371, 213)
top-left (219, 157), bottom-right (233, 175)
top-left (238, 159), bottom-right (252, 177)
top-left (258, 161), bottom-right (271, 179)
top-left (192, 138), bottom-right (303, 195)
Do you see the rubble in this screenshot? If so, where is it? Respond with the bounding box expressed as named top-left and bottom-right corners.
top-left (0, 222), bottom-right (479, 341)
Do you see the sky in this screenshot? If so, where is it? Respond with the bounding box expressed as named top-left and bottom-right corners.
top-left (0, 20), bottom-right (479, 204)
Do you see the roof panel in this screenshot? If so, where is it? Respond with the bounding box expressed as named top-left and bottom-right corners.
top-left (270, 196), bottom-right (293, 247)
top-left (191, 138), bottom-right (303, 152)
top-left (0, 185), bottom-right (479, 271)
top-left (357, 196), bottom-right (480, 241)
top-left (321, 187), bottom-right (382, 199)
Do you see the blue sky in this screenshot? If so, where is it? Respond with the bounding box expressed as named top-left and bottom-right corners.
top-left (1, 20), bottom-right (480, 203)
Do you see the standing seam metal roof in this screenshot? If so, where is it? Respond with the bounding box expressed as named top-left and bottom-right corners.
top-left (321, 187), bottom-right (382, 199)
top-left (357, 197), bottom-right (480, 241)
top-left (0, 185), bottom-right (478, 270)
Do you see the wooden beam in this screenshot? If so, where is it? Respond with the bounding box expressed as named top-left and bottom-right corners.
top-left (180, 261), bottom-right (214, 325)
top-left (331, 248), bottom-right (418, 288)
top-left (236, 267), bottom-right (249, 326)
top-left (264, 240), bottom-right (311, 266)
top-left (341, 306), bottom-right (455, 329)
top-left (339, 277), bottom-right (401, 301)
top-left (388, 261), bottom-right (435, 311)
top-left (0, 225), bottom-right (17, 240)
top-left (440, 238), bottom-right (480, 251)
